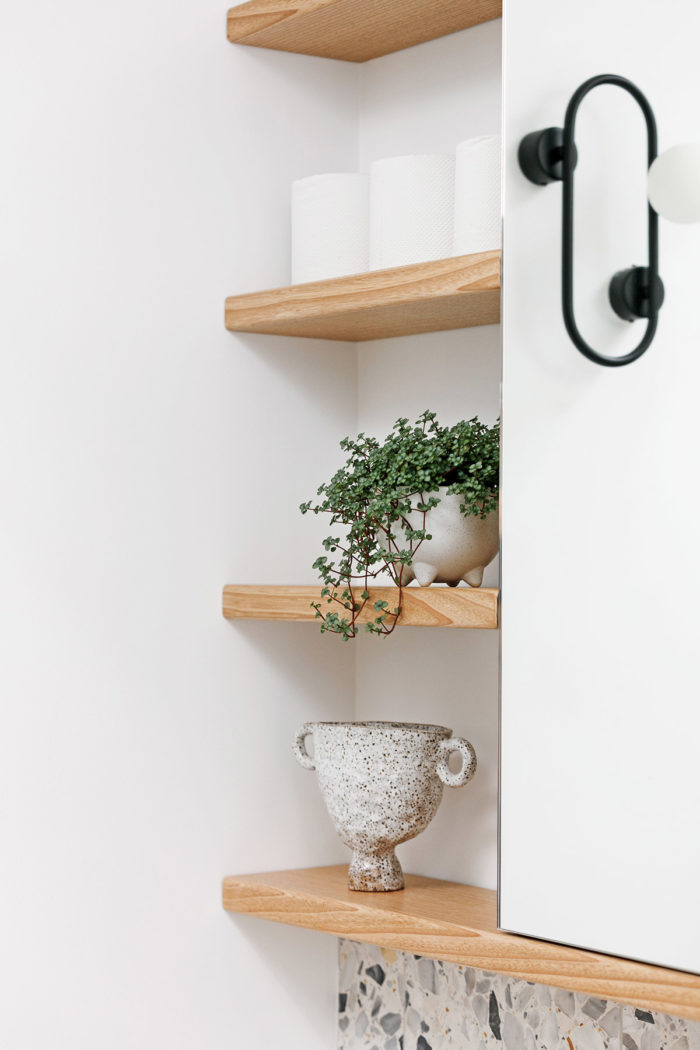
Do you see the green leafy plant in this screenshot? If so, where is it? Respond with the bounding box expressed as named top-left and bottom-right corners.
top-left (300, 410), bottom-right (499, 640)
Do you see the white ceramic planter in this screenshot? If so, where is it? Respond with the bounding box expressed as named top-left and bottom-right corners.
top-left (389, 487), bottom-right (499, 588)
top-left (293, 721), bottom-right (477, 892)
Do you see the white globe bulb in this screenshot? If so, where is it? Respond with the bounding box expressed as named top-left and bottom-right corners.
top-left (648, 143), bottom-right (700, 223)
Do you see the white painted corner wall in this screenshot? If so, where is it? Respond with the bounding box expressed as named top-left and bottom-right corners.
top-left (0, 3), bottom-right (358, 1048)
top-left (0, 5), bottom-right (503, 1049)
top-left (500, 0), bottom-right (700, 974)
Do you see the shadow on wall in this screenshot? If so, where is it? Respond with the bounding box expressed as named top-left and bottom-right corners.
top-left (357, 325), bottom-right (501, 438)
top-left (226, 912), bottom-right (338, 1042)
top-left (223, 332), bottom-right (357, 583)
top-left (221, 620), bottom-right (354, 872)
top-left (226, 618), bottom-right (354, 711)
top-left (232, 333), bottom-right (356, 406)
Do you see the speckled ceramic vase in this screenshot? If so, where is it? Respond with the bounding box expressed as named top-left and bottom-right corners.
top-left (293, 721), bottom-right (477, 892)
top-left (391, 488), bottom-right (499, 588)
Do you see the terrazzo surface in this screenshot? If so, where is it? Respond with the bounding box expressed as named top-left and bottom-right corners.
top-left (337, 941), bottom-right (700, 1050)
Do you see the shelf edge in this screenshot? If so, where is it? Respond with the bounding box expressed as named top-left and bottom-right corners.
top-left (222, 866), bottom-right (700, 1021)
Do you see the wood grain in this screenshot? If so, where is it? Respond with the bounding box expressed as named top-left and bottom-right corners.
top-left (226, 0), bottom-right (502, 62)
top-left (224, 253), bottom-right (500, 342)
top-left (222, 585), bottom-right (499, 629)
top-left (222, 866), bottom-right (700, 1020)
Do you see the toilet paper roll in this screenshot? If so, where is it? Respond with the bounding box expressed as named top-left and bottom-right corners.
top-left (369, 154), bottom-right (455, 270)
top-left (292, 173), bottom-right (369, 284)
top-left (453, 136), bottom-right (501, 255)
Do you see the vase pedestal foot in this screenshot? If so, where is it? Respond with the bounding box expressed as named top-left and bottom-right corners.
top-left (347, 848), bottom-right (404, 892)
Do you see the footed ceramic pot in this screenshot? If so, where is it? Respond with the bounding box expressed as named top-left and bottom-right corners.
top-left (293, 721), bottom-right (477, 892)
top-left (390, 487), bottom-right (499, 588)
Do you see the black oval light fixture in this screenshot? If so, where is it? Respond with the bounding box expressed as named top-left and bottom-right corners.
top-left (519, 73), bottom-right (668, 368)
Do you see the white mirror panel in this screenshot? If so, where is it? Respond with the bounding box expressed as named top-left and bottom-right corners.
top-left (501, 0), bottom-right (700, 974)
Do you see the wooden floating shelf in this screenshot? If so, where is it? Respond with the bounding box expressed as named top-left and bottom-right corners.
top-left (222, 585), bottom-right (499, 629)
top-left (222, 866), bottom-right (700, 1021)
top-left (225, 252), bottom-right (500, 342)
top-left (227, 0), bottom-right (502, 63)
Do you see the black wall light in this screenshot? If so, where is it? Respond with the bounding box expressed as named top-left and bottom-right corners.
top-left (519, 73), bottom-right (700, 367)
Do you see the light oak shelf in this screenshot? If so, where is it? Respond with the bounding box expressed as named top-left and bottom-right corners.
top-left (224, 252), bottom-right (500, 342)
top-left (222, 584), bottom-right (499, 629)
top-left (223, 866), bottom-right (700, 1021)
top-left (227, 0), bottom-right (502, 63)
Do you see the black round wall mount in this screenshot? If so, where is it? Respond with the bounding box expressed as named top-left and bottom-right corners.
top-left (518, 127), bottom-right (577, 185)
top-left (609, 266), bottom-right (665, 322)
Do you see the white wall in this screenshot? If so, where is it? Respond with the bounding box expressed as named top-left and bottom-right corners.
top-left (0, 5), bottom-right (504, 1046)
top-left (355, 21), bottom-right (502, 890)
top-left (0, 2), bottom-right (358, 1047)
top-left (500, 0), bottom-right (700, 973)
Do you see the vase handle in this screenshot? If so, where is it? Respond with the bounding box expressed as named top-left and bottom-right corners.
top-left (437, 736), bottom-right (477, 788)
top-left (293, 723), bottom-right (316, 771)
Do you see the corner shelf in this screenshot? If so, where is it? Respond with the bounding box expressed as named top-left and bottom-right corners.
top-left (225, 252), bottom-right (500, 342)
top-left (222, 866), bottom-right (700, 1021)
top-left (222, 585), bottom-right (499, 629)
top-left (227, 0), bottom-right (502, 63)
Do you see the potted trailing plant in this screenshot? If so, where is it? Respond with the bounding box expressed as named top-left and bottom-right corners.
top-left (300, 410), bottom-right (499, 639)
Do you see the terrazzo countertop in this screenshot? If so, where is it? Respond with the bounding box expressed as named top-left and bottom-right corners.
top-left (338, 940), bottom-right (700, 1050)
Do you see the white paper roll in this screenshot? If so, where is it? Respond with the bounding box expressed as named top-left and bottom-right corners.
top-left (453, 136), bottom-right (501, 255)
top-left (291, 173), bottom-right (369, 284)
top-left (369, 154), bottom-right (455, 270)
